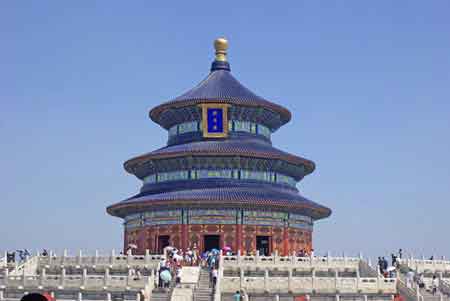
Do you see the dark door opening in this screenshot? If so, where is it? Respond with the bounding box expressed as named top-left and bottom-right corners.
top-left (157, 235), bottom-right (170, 254)
top-left (203, 235), bottom-right (220, 252)
top-left (256, 236), bottom-right (271, 256)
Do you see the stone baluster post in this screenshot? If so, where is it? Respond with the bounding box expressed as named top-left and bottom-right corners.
top-left (110, 249), bottom-right (115, 265)
top-left (61, 268), bottom-right (66, 287)
top-left (239, 268), bottom-right (244, 290)
top-left (127, 250), bottom-right (132, 265)
top-left (104, 268), bottom-right (110, 286)
top-left (0, 290), bottom-right (4, 301)
top-left (40, 268), bottom-right (46, 286)
top-left (77, 250), bottom-right (83, 266)
top-left (306, 294), bottom-right (310, 301)
top-left (256, 250), bottom-right (260, 264)
top-left (22, 267), bottom-right (26, 287)
top-left (264, 269), bottom-right (269, 292)
top-left (82, 268), bottom-right (87, 287)
top-left (363, 295), bottom-right (368, 301)
top-left (145, 249), bottom-right (150, 266)
top-left (291, 251), bottom-right (296, 265)
top-left (106, 293), bottom-right (111, 301)
top-left (356, 268), bottom-right (360, 291)
top-left (274, 294), bottom-right (279, 301)
top-left (4, 267), bottom-right (8, 286)
top-left (311, 268), bottom-right (316, 291)
top-left (288, 268), bottom-right (293, 293)
top-left (237, 250), bottom-right (241, 265)
top-left (136, 292), bottom-right (141, 301)
top-left (48, 250), bottom-right (53, 267)
top-left (62, 249), bottom-right (68, 265)
top-left (35, 250), bottom-right (40, 267)
top-left (78, 292), bottom-right (82, 301)
top-left (336, 294), bottom-right (340, 301)
top-left (334, 269), bottom-right (339, 291)
top-left (274, 250), bottom-right (278, 264)
top-left (94, 250), bottom-right (99, 266)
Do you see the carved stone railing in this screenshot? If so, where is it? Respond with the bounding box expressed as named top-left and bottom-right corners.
top-left (0, 272), bottom-right (153, 291)
top-left (222, 253), bottom-right (361, 271)
top-left (214, 256), bottom-right (224, 301)
top-left (440, 279), bottom-right (450, 296)
top-left (220, 267), bottom-right (397, 295)
top-left (398, 258), bottom-right (450, 273)
top-left (36, 250), bottom-right (164, 271)
top-left (9, 256), bottom-right (39, 276)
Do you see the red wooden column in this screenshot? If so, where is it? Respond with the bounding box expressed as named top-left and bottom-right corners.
top-left (123, 229), bottom-right (128, 254)
top-left (182, 224), bottom-right (188, 251)
top-left (283, 226), bottom-right (289, 256)
top-left (236, 224), bottom-right (242, 254)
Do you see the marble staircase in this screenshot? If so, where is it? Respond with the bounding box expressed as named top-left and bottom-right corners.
top-left (194, 268), bottom-right (213, 301)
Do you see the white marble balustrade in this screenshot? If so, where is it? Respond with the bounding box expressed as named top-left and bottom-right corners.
top-left (222, 253), bottom-right (361, 271)
top-left (398, 258), bottom-right (450, 273)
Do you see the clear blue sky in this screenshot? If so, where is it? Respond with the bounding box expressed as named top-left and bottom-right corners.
top-left (1, 1), bottom-right (449, 259)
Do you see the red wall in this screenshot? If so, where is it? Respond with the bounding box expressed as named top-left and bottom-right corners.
top-left (124, 224), bottom-right (312, 256)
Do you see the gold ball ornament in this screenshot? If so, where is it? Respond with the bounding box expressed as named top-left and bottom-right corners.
top-left (214, 37), bottom-right (228, 61)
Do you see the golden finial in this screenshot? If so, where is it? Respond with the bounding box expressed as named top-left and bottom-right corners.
top-left (214, 37), bottom-right (228, 62)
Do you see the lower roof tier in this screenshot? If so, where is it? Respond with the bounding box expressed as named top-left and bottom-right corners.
top-left (107, 184), bottom-right (331, 221)
top-left (124, 138), bottom-right (315, 180)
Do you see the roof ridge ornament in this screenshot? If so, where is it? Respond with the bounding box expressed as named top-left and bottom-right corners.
top-left (214, 37), bottom-right (228, 62)
top-left (211, 37), bottom-right (231, 72)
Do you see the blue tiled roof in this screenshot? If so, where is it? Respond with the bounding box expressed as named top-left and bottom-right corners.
top-left (107, 184), bottom-right (331, 220)
top-left (150, 68), bottom-right (291, 128)
top-left (124, 138), bottom-right (315, 174)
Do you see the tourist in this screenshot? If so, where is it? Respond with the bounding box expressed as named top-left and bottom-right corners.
top-left (431, 275), bottom-right (439, 295)
top-left (391, 254), bottom-right (397, 267)
top-left (41, 249), bottom-right (48, 257)
top-left (176, 268), bottom-right (181, 286)
top-left (377, 257), bottom-right (383, 274)
top-left (398, 249), bottom-right (403, 259)
top-left (211, 267), bottom-right (218, 290)
top-left (382, 257), bottom-right (388, 273)
top-left (185, 248), bottom-right (192, 266)
top-left (233, 291), bottom-right (241, 301)
top-left (418, 273), bottom-right (425, 289)
top-left (406, 269), bottom-right (414, 288)
top-left (6, 252), bottom-right (15, 263)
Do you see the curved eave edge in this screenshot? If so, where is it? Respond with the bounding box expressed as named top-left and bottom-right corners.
top-left (106, 198), bottom-right (331, 221)
top-left (123, 152), bottom-right (315, 176)
top-left (149, 99), bottom-right (292, 129)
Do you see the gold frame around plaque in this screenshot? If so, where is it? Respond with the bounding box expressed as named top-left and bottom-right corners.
top-left (200, 103), bottom-right (230, 138)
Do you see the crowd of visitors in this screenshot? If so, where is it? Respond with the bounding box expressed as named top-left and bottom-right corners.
top-left (155, 244), bottom-right (223, 290)
top-left (5, 249), bottom-right (31, 264)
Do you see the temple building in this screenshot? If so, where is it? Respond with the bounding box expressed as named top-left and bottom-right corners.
top-left (107, 38), bottom-right (332, 256)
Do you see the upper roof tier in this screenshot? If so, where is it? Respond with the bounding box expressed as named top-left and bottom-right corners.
top-left (149, 38), bottom-right (292, 131)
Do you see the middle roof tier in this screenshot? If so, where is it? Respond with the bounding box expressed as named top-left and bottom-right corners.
top-left (124, 137), bottom-right (315, 181)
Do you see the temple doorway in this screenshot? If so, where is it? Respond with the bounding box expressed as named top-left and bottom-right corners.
top-left (203, 235), bottom-right (220, 252)
top-left (256, 236), bottom-right (271, 256)
top-left (157, 235), bottom-right (170, 254)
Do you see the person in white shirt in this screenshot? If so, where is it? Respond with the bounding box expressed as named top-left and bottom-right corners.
top-left (432, 275), bottom-right (439, 295)
top-left (406, 270), bottom-right (414, 288)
